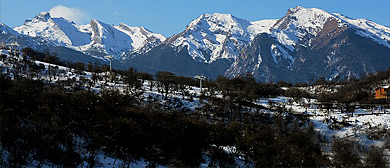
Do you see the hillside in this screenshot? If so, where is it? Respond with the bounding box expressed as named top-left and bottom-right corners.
top-left (1, 48), bottom-right (390, 167)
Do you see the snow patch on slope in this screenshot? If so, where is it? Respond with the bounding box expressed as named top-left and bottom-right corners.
top-left (88, 19), bottom-right (134, 58)
top-left (51, 18), bottom-right (91, 46)
top-left (270, 30), bottom-right (297, 51)
top-left (270, 43), bottom-right (294, 69)
top-left (248, 19), bottom-right (277, 37)
top-left (254, 45), bottom-right (262, 71)
top-left (334, 13), bottom-right (390, 48)
top-left (115, 23), bottom-right (165, 50)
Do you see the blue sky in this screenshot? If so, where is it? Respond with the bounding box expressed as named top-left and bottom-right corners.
top-left (1, 0), bottom-right (389, 37)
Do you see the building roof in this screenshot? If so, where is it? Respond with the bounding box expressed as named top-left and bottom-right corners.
top-left (375, 85), bottom-right (389, 90)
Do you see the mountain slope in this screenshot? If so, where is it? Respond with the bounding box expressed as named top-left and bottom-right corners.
top-left (269, 6), bottom-right (390, 50)
top-left (1, 23), bottom-right (18, 35)
top-left (115, 23), bottom-right (166, 51)
top-left (125, 13), bottom-right (277, 78)
top-left (164, 13), bottom-right (276, 63)
top-left (270, 6), bottom-right (335, 50)
top-left (14, 12), bottom-right (91, 47)
top-left (1, 21), bottom-right (51, 50)
top-left (1, 19), bottom-right (107, 66)
top-left (334, 13), bottom-right (390, 48)
top-left (226, 6), bottom-right (390, 82)
top-left (225, 33), bottom-right (295, 82)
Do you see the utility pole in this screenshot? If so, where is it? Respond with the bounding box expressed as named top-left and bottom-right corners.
top-left (104, 55), bottom-right (113, 73)
top-left (105, 55), bottom-right (113, 82)
top-left (194, 74), bottom-right (206, 94)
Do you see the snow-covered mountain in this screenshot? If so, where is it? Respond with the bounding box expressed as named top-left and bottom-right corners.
top-left (2, 6), bottom-right (390, 82)
top-left (13, 11), bottom-right (165, 59)
top-left (269, 6), bottom-right (390, 50)
top-left (165, 13), bottom-right (276, 63)
top-left (15, 12), bottom-right (91, 47)
top-left (270, 6), bottom-right (336, 50)
top-left (226, 6), bottom-right (390, 82)
top-left (1, 22), bottom-right (48, 50)
top-left (123, 13), bottom-right (277, 79)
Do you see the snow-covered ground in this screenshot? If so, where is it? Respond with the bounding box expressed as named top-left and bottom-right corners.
top-left (258, 96), bottom-right (390, 159)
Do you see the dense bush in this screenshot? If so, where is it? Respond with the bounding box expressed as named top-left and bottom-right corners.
top-left (331, 138), bottom-right (361, 167)
top-left (0, 75), bottom-right (330, 167)
top-left (22, 47), bottom-right (65, 66)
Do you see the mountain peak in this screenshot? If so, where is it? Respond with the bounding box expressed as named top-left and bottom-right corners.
top-left (32, 11), bottom-right (52, 23)
top-left (90, 18), bottom-right (100, 24)
top-left (287, 6), bottom-right (327, 15)
top-left (188, 13), bottom-right (242, 27)
top-left (270, 6), bottom-right (337, 50)
top-left (23, 11), bottom-right (78, 26)
top-left (206, 13), bottom-right (233, 19)
top-left (204, 13), bottom-right (246, 24)
top-left (186, 13), bottom-right (250, 34)
top-left (21, 12), bottom-right (47, 25)
top-left (287, 6), bottom-right (309, 14)
top-left (287, 6), bottom-right (303, 14)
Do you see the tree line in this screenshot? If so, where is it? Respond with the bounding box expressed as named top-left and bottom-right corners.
top-left (317, 68), bottom-right (390, 104)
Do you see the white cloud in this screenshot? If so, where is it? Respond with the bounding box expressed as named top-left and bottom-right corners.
top-left (106, 0), bottom-right (113, 5)
top-left (49, 5), bottom-right (90, 24)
